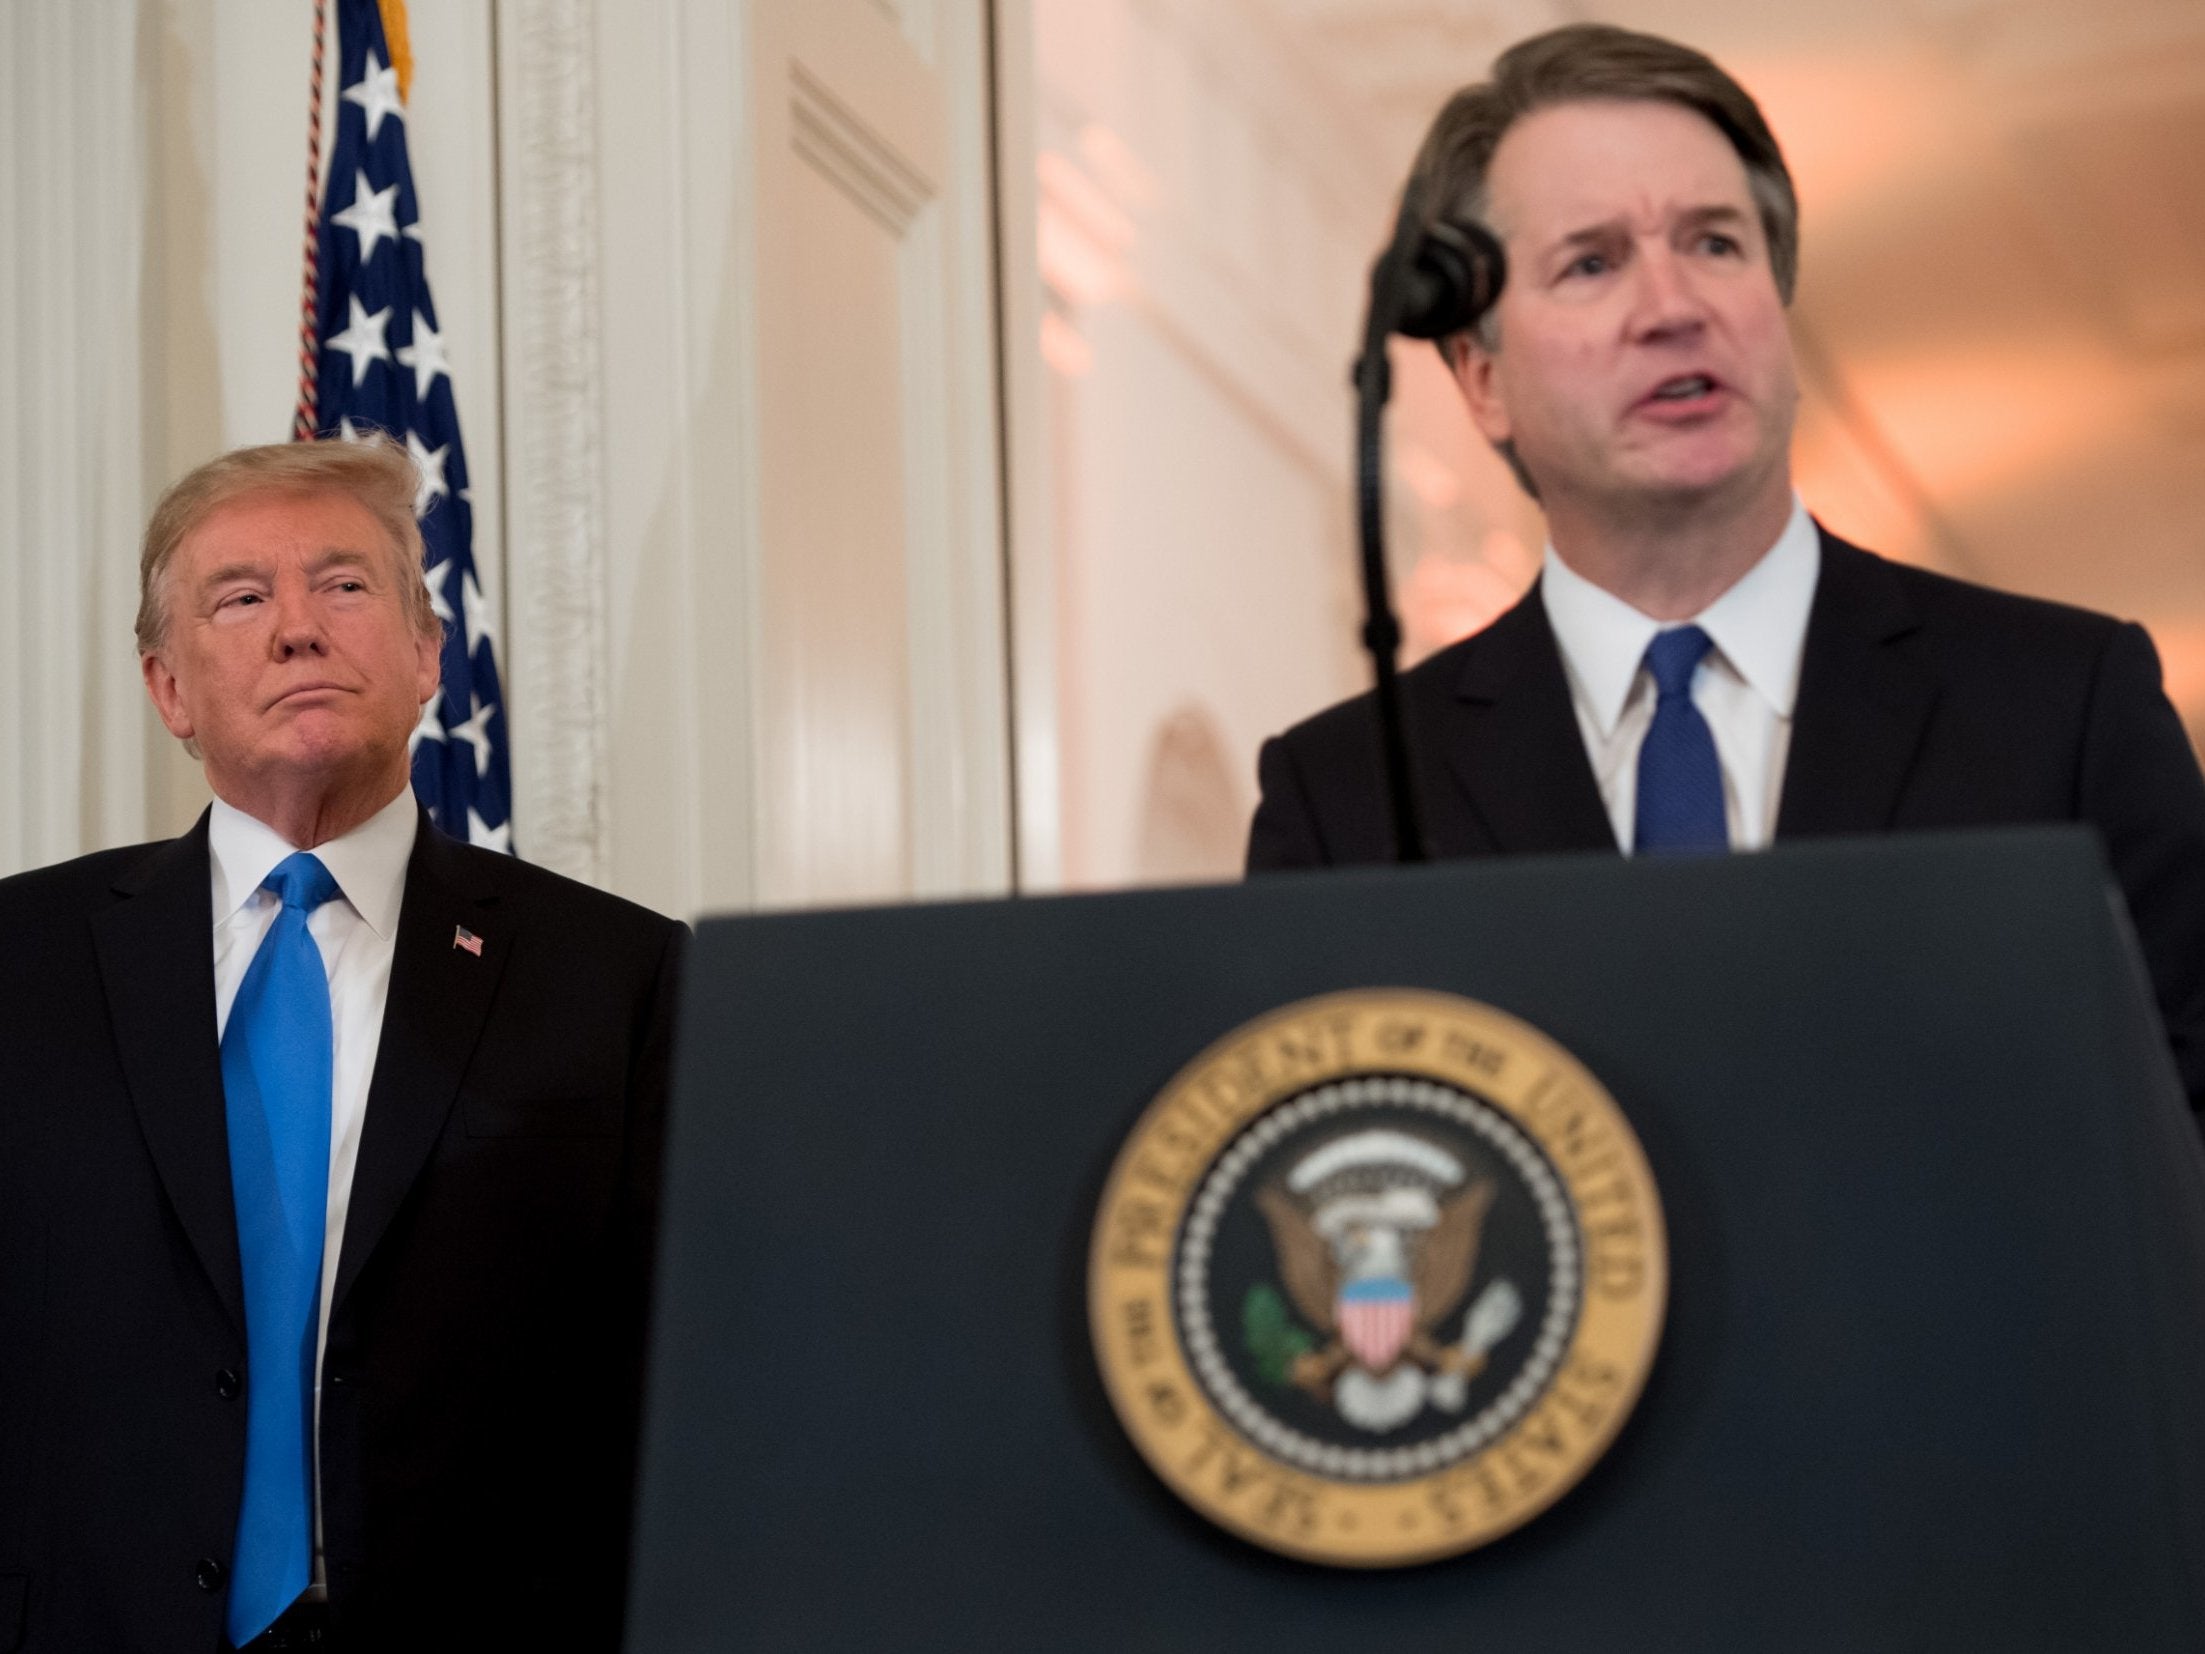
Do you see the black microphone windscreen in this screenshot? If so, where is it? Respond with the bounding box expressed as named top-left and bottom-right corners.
top-left (1394, 218), bottom-right (1506, 341)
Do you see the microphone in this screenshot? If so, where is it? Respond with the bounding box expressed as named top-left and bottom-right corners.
top-left (1388, 217), bottom-right (1507, 342)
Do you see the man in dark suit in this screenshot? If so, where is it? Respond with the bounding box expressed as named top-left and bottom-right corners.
top-left (0, 439), bottom-right (683, 1650)
top-left (1247, 24), bottom-right (2205, 1113)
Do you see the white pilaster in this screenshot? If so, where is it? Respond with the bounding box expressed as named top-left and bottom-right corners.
top-left (498, 0), bottom-right (614, 888)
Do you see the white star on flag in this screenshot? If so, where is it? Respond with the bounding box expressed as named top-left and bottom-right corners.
top-left (407, 430), bottom-right (451, 517)
top-left (409, 686), bottom-right (446, 753)
top-left (326, 296), bottom-right (392, 387)
top-left (330, 169), bottom-right (400, 264)
top-left (423, 557), bottom-right (456, 626)
top-left (467, 808), bottom-right (512, 854)
top-left (448, 693), bottom-right (498, 778)
top-left (461, 569), bottom-right (495, 656)
top-left (395, 311), bottom-right (451, 401)
top-left (342, 48), bottom-right (406, 142)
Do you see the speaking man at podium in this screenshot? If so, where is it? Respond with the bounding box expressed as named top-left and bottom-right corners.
top-left (1247, 24), bottom-right (2205, 1114)
top-left (0, 441), bottom-right (682, 1650)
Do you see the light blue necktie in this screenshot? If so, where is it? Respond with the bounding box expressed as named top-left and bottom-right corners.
top-left (221, 851), bottom-right (340, 1644)
top-left (1634, 626), bottom-right (1730, 854)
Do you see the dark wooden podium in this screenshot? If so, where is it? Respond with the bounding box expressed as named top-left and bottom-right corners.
top-left (627, 829), bottom-right (2205, 1651)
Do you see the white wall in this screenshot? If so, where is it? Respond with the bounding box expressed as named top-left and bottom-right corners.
top-left (1026, 0), bottom-right (1413, 889)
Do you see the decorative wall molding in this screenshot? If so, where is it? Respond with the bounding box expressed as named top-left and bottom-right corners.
top-left (991, 0), bottom-right (1064, 892)
top-left (892, 0), bottom-right (1014, 899)
top-left (494, 0), bottom-right (1009, 912)
top-left (497, 0), bottom-right (613, 887)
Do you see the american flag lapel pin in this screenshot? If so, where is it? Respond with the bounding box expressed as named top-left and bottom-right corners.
top-left (453, 925), bottom-right (485, 957)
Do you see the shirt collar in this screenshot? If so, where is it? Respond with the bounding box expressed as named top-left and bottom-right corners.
top-left (1694, 498), bottom-right (1820, 721)
top-left (1540, 496), bottom-right (1821, 738)
top-left (208, 785), bottom-right (419, 939)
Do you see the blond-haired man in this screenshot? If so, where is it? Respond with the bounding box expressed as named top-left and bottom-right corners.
top-left (0, 439), bottom-right (682, 1650)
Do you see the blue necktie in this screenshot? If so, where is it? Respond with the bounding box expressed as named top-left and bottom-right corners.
top-left (1634, 626), bottom-right (1729, 854)
top-left (221, 852), bottom-right (340, 1644)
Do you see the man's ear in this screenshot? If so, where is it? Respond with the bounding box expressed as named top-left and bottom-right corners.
top-left (142, 651), bottom-right (195, 742)
top-left (413, 624), bottom-right (442, 713)
top-left (1446, 331), bottom-right (1514, 446)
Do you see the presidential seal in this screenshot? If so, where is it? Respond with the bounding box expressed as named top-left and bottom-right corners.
top-left (1089, 989), bottom-right (1665, 1567)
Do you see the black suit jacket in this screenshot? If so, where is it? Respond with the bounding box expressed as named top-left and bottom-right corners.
top-left (0, 813), bottom-right (685, 1652)
top-left (1248, 529), bottom-right (2205, 1112)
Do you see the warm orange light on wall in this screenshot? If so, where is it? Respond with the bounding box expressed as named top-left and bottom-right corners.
top-left (2147, 622), bottom-right (2205, 751)
top-left (1734, 55), bottom-right (1965, 232)
top-left (1399, 530), bottom-right (1537, 663)
top-left (1037, 151), bottom-right (1134, 308)
top-left (1040, 311), bottom-right (1094, 378)
top-left (1836, 344), bottom-right (2132, 507)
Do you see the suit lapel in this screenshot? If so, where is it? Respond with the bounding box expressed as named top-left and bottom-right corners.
top-left (1430, 583), bottom-right (1618, 856)
top-left (1776, 531), bottom-right (1939, 839)
top-left (332, 819), bottom-right (512, 1315)
top-left (91, 815), bottom-right (246, 1335)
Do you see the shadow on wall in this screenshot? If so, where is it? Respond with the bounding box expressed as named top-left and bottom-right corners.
top-left (1135, 704), bottom-right (1247, 886)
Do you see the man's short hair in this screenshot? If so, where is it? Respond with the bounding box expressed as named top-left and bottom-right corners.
top-left (135, 435), bottom-right (441, 654)
top-left (1409, 22), bottom-right (1801, 327)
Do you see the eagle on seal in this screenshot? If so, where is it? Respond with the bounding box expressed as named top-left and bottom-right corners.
top-left (1254, 1128), bottom-right (1497, 1404)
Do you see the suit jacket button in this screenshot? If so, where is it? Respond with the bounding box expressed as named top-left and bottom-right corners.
top-left (215, 1368), bottom-right (242, 1399)
top-left (195, 1557), bottom-right (226, 1592)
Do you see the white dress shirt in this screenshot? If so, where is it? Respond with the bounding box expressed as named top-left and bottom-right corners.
top-left (1540, 499), bottom-right (1822, 853)
top-left (209, 784), bottom-right (417, 1588)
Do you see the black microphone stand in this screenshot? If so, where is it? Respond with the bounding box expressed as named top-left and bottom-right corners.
top-left (1350, 196), bottom-right (1504, 864)
top-left (1351, 194), bottom-right (1433, 865)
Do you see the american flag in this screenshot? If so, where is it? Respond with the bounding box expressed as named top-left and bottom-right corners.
top-left (303, 0), bottom-right (514, 853)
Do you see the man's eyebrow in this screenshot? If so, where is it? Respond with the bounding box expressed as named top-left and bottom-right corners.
top-left (1547, 202), bottom-right (1751, 250)
top-left (192, 547), bottom-right (382, 589)
top-left (194, 560), bottom-right (270, 589)
top-left (1552, 219), bottom-right (1628, 251)
top-left (1679, 203), bottom-right (1751, 229)
top-left (303, 547), bottom-right (382, 576)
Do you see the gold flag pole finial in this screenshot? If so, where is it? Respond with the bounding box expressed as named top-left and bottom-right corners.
top-left (376, 0), bottom-right (413, 104)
